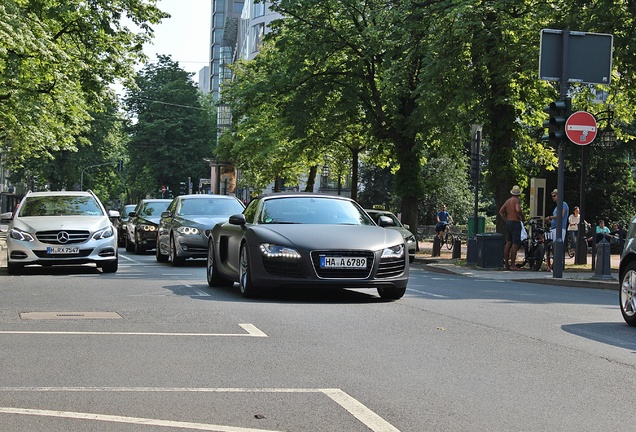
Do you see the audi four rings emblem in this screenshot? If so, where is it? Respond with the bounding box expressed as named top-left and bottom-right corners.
top-left (57, 231), bottom-right (70, 244)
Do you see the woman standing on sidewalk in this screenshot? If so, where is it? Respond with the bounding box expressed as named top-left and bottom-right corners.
top-left (498, 185), bottom-right (525, 270)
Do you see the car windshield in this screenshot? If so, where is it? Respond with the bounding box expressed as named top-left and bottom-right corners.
top-left (138, 201), bottom-right (170, 216)
top-left (123, 205), bottom-right (136, 217)
top-left (19, 195), bottom-right (104, 217)
top-left (178, 198), bottom-right (244, 216)
top-left (259, 197), bottom-right (374, 225)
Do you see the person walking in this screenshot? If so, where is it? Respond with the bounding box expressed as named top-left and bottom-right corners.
top-left (499, 185), bottom-right (524, 270)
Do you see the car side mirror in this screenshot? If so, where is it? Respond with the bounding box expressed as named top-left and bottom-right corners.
top-left (403, 224), bottom-right (410, 230)
top-left (377, 215), bottom-right (396, 227)
top-left (160, 211), bottom-right (171, 218)
top-left (108, 210), bottom-right (120, 219)
top-left (229, 214), bottom-right (246, 226)
top-left (129, 211), bottom-right (137, 217)
top-left (0, 211), bottom-right (13, 223)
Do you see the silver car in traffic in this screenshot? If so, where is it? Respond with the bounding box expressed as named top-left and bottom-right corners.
top-left (156, 194), bottom-right (245, 265)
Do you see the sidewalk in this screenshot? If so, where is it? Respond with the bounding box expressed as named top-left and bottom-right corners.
top-left (416, 239), bottom-right (620, 290)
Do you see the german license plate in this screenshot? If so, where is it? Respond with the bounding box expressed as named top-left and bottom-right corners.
top-left (320, 256), bottom-right (366, 269)
top-left (47, 246), bottom-right (80, 254)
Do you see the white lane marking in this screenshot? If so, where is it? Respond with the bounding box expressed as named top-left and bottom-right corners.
top-left (119, 255), bottom-right (135, 262)
top-left (0, 407), bottom-right (279, 432)
top-left (0, 387), bottom-right (400, 432)
top-left (186, 285), bottom-right (211, 297)
top-left (162, 273), bottom-right (193, 276)
top-left (406, 288), bottom-right (449, 298)
top-left (322, 388), bottom-right (401, 432)
top-left (0, 324), bottom-right (267, 338)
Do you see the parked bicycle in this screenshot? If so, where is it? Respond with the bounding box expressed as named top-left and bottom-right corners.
top-left (517, 217), bottom-right (546, 271)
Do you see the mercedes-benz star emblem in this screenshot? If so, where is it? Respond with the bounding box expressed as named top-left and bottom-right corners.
top-left (57, 231), bottom-right (70, 244)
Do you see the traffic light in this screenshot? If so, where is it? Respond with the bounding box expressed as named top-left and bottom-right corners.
top-left (179, 181), bottom-right (186, 195)
top-left (542, 98), bottom-right (571, 146)
top-left (470, 126), bottom-right (481, 185)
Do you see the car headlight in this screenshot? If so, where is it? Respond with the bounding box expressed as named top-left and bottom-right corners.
top-left (176, 226), bottom-right (200, 235)
top-left (9, 227), bottom-right (35, 242)
top-left (140, 224), bottom-right (157, 232)
top-left (92, 226), bottom-right (115, 240)
top-left (381, 244), bottom-right (405, 259)
top-left (260, 243), bottom-right (301, 259)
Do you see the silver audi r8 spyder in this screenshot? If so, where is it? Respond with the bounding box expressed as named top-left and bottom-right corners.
top-left (206, 193), bottom-right (409, 299)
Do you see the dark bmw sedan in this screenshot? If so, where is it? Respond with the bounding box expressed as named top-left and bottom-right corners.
top-left (126, 199), bottom-right (171, 253)
top-left (206, 192), bottom-right (409, 299)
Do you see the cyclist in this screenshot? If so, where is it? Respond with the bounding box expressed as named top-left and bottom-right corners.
top-left (435, 204), bottom-right (453, 242)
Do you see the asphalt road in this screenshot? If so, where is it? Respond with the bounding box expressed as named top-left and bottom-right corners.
top-left (0, 249), bottom-right (635, 431)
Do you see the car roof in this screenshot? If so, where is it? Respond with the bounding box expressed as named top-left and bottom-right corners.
top-left (177, 194), bottom-right (239, 200)
top-left (26, 191), bottom-right (92, 197)
top-left (139, 199), bottom-right (172, 202)
top-left (255, 192), bottom-right (353, 201)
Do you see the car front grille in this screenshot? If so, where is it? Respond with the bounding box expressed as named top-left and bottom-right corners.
top-left (36, 230), bottom-right (91, 245)
top-left (311, 250), bottom-right (374, 279)
top-left (376, 256), bottom-right (406, 278)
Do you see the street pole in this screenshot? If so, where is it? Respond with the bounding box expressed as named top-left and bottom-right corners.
top-left (553, 30), bottom-right (570, 279)
top-left (576, 144), bottom-right (589, 264)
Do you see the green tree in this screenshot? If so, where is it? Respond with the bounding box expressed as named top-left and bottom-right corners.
top-left (124, 55), bottom-right (217, 199)
top-left (0, 0), bottom-right (167, 175)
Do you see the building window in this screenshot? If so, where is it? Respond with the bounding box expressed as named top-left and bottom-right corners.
top-left (253, 2), bottom-right (265, 17)
top-left (251, 23), bottom-right (265, 53)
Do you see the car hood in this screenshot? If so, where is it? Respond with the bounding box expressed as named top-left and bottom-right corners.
top-left (178, 215), bottom-right (231, 228)
top-left (137, 216), bottom-right (161, 226)
top-left (251, 224), bottom-right (405, 250)
top-left (384, 226), bottom-right (414, 238)
top-left (14, 216), bottom-right (111, 233)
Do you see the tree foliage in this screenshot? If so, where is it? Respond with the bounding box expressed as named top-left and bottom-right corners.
top-left (0, 0), bottom-right (167, 175)
top-left (123, 55), bottom-right (217, 200)
top-left (217, 0), bottom-right (636, 232)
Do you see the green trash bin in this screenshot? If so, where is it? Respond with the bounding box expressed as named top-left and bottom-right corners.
top-left (468, 216), bottom-right (485, 238)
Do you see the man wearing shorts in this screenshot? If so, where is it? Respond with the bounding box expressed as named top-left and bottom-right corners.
top-left (498, 185), bottom-right (524, 270)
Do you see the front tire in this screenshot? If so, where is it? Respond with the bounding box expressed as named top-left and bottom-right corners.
top-left (7, 262), bottom-right (23, 275)
top-left (125, 234), bottom-right (134, 252)
top-left (207, 239), bottom-right (231, 287)
top-left (445, 233), bottom-right (454, 250)
top-left (100, 257), bottom-right (118, 273)
top-left (134, 231), bottom-right (146, 254)
top-left (169, 235), bottom-right (185, 266)
top-left (377, 286), bottom-right (406, 300)
top-left (156, 236), bottom-right (168, 263)
top-left (620, 261), bottom-right (636, 326)
top-left (239, 243), bottom-right (256, 297)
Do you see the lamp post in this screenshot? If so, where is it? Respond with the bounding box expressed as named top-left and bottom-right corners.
top-left (80, 161), bottom-right (119, 191)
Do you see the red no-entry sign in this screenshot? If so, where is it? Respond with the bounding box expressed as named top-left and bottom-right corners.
top-left (565, 111), bottom-right (597, 145)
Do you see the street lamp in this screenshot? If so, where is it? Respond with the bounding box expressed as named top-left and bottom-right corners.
top-left (596, 109), bottom-right (616, 149)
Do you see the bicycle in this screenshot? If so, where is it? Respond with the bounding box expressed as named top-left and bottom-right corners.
top-left (438, 222), bottom-right (455, 250)
top-left (517, 217), bottom-right (546, 271)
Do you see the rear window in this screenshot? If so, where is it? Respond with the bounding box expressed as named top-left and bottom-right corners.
top-left (19, 195), bottom-right (104, 217)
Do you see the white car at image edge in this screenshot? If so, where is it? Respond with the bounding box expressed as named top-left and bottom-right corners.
top-left (0, 190), bottom-right (119, 274)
